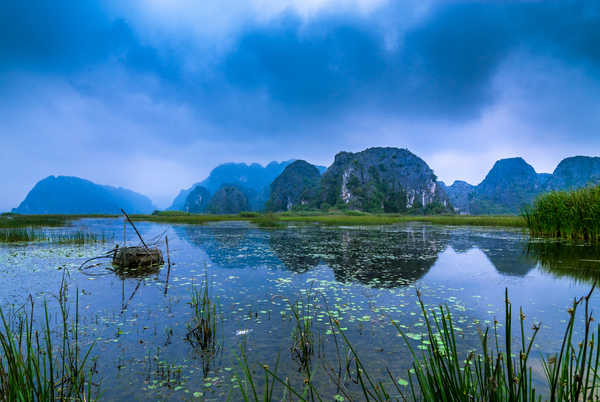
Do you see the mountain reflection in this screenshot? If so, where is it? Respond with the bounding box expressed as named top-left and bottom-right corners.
top-left (177, 222), bottom-right (281, 269)
top-left (449, 234), bottom-right (537, 277)
top-left (527, 241), bottom-right (600, 284)
top-left (175, 222), bottom-right (573, 287)
top-left (269, 226), bottom-right (448, 287)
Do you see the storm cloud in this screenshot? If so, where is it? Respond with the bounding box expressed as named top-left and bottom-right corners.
top-left (1, 0), bottom-right (600, 209)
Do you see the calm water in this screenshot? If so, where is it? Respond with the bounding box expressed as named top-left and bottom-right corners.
top-left (1, 219), bottom-right (599, 400)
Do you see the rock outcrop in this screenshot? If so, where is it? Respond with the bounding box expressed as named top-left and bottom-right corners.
top-left (183, 186), bottom-right (210, 213)
top-left (205, 185), bottom-right (250, 214)
top-left (320, 147), bottom-right (450, 212)
top-left (267, 160), bottom-right (322, 211)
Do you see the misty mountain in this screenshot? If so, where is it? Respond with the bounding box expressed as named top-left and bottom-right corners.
top-left (183, 186), bottom-right (211, 213)
top-left (13, 176), bottom-right (154, 214)
top-left (441, 181), bottom-right (475, 214)
top-left (452, 156), bottom-right (600, 214)
top-left (205, 185), bottom-right (250, 214)
top-left (169, 160), bottom-right (326, 211)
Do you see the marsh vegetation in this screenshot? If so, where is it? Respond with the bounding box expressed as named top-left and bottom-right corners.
top-left (524, 185), bottom-right (600, 242)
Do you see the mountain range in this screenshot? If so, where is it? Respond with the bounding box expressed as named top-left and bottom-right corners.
top-left (11, 153), bottom-right (600, 215)
top-left (442, 156), bottom-right (600, 214)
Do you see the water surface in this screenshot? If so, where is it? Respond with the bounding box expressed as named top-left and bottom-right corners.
top-left (1, 219), bottom-right (598, 400)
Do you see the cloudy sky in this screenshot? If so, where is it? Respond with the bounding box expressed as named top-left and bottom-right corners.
top-left (1, 0), bottom-right (599, 210)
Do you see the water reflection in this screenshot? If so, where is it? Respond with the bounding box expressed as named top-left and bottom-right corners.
top-left (178, 223), bottom-right (448, 287)
top-left (528, 242), bottom-right (600, 284)
top-left (177, 223), bottom-right (280, 269)
top-left (175, 222), bottom-right (600, 289)
top-left (271, 226), bottom-right (447, 287)
top-left (449, 234), bottom-right (537, 277)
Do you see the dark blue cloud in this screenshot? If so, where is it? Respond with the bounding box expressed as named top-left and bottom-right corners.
top-left (3, 0), bottom-right (600, 122)
top-left (2, 0), bottom-right (600, 210)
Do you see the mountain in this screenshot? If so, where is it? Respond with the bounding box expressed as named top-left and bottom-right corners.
top-left (183, 186), bottom-right (210, 213)
top-left (469, 158), bottom-right (546, 215)
top-left (13, 176), bottom-right (154, 214)
top-left (168, 161), bottom-right (294, 211)
top-left (320, 147), bottom-right (451, 212)
top-left (267, 160), bottom-right (322, 211)
top-left (442, 180), bottom-right (475, 214)
top-left (547, 156), bottom-right (600, 191)
top-left (205, 185), bottom-right (250, 214)
top-left (169, 160), bottom-right (327, 211)
top-left (463, 156), bottom-right (600, 215)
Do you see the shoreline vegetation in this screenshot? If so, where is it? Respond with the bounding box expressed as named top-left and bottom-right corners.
top-left (524, 185), bottom-right (600, 243)
top-left (134, 211), bottom-right (527, 228)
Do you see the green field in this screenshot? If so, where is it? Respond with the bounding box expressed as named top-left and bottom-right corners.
top-left (130, 211), bottom-right (525, 227)
top-left (1, 211), bottom-right (527, 231)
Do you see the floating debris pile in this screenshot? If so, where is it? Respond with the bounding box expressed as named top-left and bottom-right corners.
top-left (112, 245), bottom-right (164, 268)
top-left (79, 209), bottom-right (168, 278)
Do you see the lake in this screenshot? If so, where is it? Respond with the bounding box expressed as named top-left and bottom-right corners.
top-left (1, 218), bottom-right (598, 400)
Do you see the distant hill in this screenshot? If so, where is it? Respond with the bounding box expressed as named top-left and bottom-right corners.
top-left (13, 176), bottom-right (154, 214)
top-left (469, 158), bottom-right (547, 215)
top-left (451, 156), bottom-right (600, 215)
top-left (547, 156), bottom-right (600, 191)
top-left (441, 181), bottom-right (475, 214)
top-left (267, 160), bottom-right (322, 211)
top-left (169, 160), bottom-right (326, 211)
top-left (321, 147), bottom-right (451, 213)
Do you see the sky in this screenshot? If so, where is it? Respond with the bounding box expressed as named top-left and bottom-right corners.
top-left (1, 0), bottom-right (600, 210)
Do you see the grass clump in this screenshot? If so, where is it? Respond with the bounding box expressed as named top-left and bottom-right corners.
top-left (186, 276), bottom-right (221, 354)
top-left (524, 185), bottom-right (600, 242)
top-left (0, 228), bottom-right (43, 242)
top-left (0, 288), bottom-right (98, 400)
top-left (239, 211), bottom-right (260, 218)
top-left (0, 229), bottom-right (108, 244)
top-left (0, 214), bottom-right (70, 228)
top-left (253, 214), bottom-right (284, 229)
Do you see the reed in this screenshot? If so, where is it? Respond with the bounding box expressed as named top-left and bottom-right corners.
top-left (524, 185), bottom-right (600, 242)
top-left (186, 275), bottom-right (221, 354)
top-left (0, 228), bottom-right (108, 244)
top-left (289, 294), bottom-right (316, 374)
top-left (0, 286), bottom-right (98, 400)
top-left (0, 228), bottom-right (43, 242)
top-left (232, 286), bottom-right (600, 401)
top-left (0, 214), bottom-right (116, 229)
top-left (0, 214), bottom-right (70, 228)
